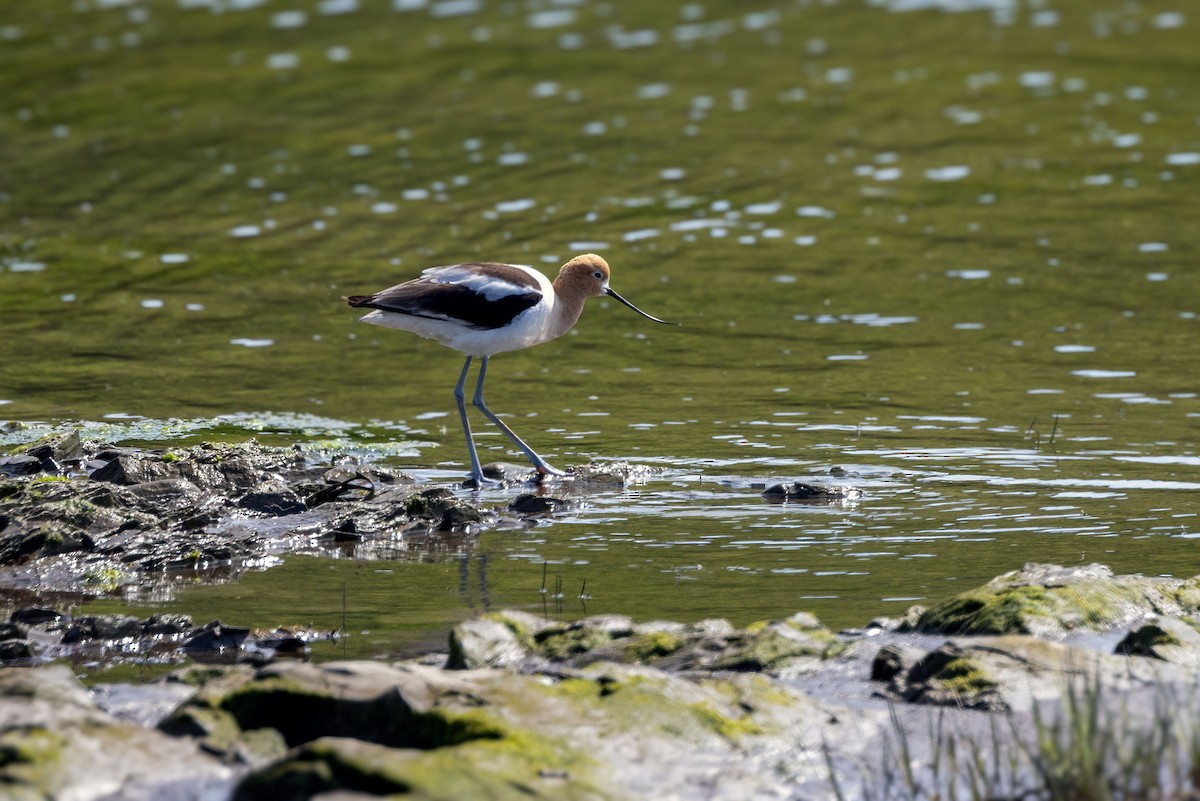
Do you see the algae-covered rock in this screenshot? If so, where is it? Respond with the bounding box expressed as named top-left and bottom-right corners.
top-left (232, 734), bottom-right (600, 801)
top-left (895, 643), bottom-right (1005, 712)
top-left (912, 562), bottom-right (1197, 637)
top-left (0, 664), bottom-right (231, 800)
top-left (712, 612), bottom-right (841, 673)
top-left (1115, 617), bottom-right (1200, 666)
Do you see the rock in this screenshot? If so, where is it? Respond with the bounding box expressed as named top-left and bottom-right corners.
top-left (405, 487), bottom-right (486, 530)
top-left (0, 639), bottom-right (33, 661)
top-left (870, 643), bottom-right (924, 683)
top-left (160, 703), bottom-right (288, 766)
top-left (143, 614), bottom-right (194, 637)
top-left (182, 620), bottom-right (251, 656)
top-left (1115, 617), bottom-right (1200, 665)
top-left (62, 614), bottom-right (144, 643)
top-left (508, 494), bottom-right (565, 515)
top-left (238, 480), bottom-right (306, 516)
top-left (535, 623), bottom-right (616, 662)
top-left (9, 607), bottom-right (71, 629)
top-left (711, 613), bottom-right (841, 673)
top-left (0, 454), bottom-right (43, 476)
top-left (912, 562), bottom-right (1200, 637)
top-left (761, 481), bottom-right (860, 502)
top-left (205, 656), bottom-right (832, 801)
top-left (0, 621), bottom-right (28, 640)
top-left (891, 642), bottom-right (1006, 712)
top-left (566, 460), bottom-right (655, 485)
top-left (19, 429), bottom-right (84, 467)
top-left (0, 664), bottom-right (232, 800)
top-left (476, 462), bottom-right (537, 485)
top-left (90, 453), bottom-right (179, 486)
top-left (448, 616), bottom-right (528, 670)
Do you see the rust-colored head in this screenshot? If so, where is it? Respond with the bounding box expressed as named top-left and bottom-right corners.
top-left (553, 253), bottom-right (675, 325)
top-left (554, 253), bottom-right (613, 300)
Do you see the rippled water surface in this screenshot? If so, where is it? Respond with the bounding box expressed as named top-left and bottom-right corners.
top-left (1, 0), bottom-right (1197, 658)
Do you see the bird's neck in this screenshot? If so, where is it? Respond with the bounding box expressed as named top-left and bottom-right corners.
top-left (549, 278), bottom-right (588, 340)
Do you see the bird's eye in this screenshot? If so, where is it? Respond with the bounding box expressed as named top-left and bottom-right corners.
top-left (593, 271), bottom-right (603, 279)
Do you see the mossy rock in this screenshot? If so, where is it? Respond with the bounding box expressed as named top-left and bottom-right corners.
top-left (925, 656), bottom-right (999, 696)
top-left (1115, 617), bottom-right (1200, 665)
top-left (914, 563), bottom-right (1189, 637)
top-left (159, 704), bottom-right (287, 766)
top-left (714, 616), bottom-right (839, 672)
top-left (233, 733), bottom-right (605, 801)
top-left (535, 626), bottom-right (614, 661)
top-left (621, 631), bottom-right (686, 664)
top-left (686, 702), bottom-right (764, 741)
top-left (0, 726), bottom-right (67, 793)
top-left (900, 644), bottom-right (1005, 711)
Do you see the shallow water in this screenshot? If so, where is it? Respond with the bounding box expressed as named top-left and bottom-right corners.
top-left (1, 0), bottom-right (1197, 659)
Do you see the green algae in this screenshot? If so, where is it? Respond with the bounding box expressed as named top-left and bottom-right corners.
top-left (916, 575), bottom-right (1179, 636)
top-left (235, 733), bottom-right (607, 801)
top-left (917, 585), bottom-right (1053, 635)
top-left (716, 622), bottom-right (839, 671)
top-left (537, 627), bottom-right (614, 662)
top-left (928, 656), bottom-right (999, 696)
top-left (621, 631), bottom-right (685, 663)
top-left (686, 702), bottom-right (765, 741)
top-left (0, 726), bottom-right (67, 792)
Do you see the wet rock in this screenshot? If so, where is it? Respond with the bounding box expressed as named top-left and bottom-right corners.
top-left (761, 481), bottom-right (860, 502)
top-left (0, 638), bottom-right (33, 661)
top-left (238, 480), bottom-right (306, 516)
top-left (10, 606), bottom-right (71, 629)
top-left (567, 460), bottom-right (654, 486)
top-left (476, 461), bottom-right (537, 485)
top-left (0, 454), bottom-right (43, 476)
top-left (120, 478), bottom-right (202, 511)
top-left (18, 428), bottom-right (84, 468)
top-left (62, 614), bottom-right (143, 643)
top-left (182, 620), bottom-right (251, 656)
top-left (91, 452), bottom-right (180, 486)
top-left (1115, 617), bottom-right (1200, 665)
top-left (508, 493), bottom-right (565, 515)
top-left (405, 487), bottom-right (485, 530)
top-left (447, 616), bottom-right (527, 670)
top-left (911, 562), bottom-right (1200, 637)
top-left (143, 613), bottom-right (194, 637)
top-left (0, 621), bottom-right (28, 640)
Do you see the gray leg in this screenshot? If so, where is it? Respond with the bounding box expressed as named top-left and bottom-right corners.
top-left (472, 357), bottom-right (566, 477)
top-left (454, 356), bottom-right (489, 487)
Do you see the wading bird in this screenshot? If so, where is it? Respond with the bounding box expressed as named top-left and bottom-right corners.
top-left (347, 253), bottom-right (674, 486)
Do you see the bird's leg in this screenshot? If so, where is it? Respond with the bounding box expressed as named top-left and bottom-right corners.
top-left (472, 357), bottom-right (567, 477)
top-left (454, 356), bottom-right (491, 487)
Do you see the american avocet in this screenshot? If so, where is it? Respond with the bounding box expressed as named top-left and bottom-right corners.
top-left (347, 253), bottom-right (674, 486)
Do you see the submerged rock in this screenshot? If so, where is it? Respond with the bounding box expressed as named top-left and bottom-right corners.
top-left (761, 481), bottom-right (861, 503)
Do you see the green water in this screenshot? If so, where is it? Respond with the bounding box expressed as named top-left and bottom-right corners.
top-left (2, 0), bottom-right (1198, 657)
